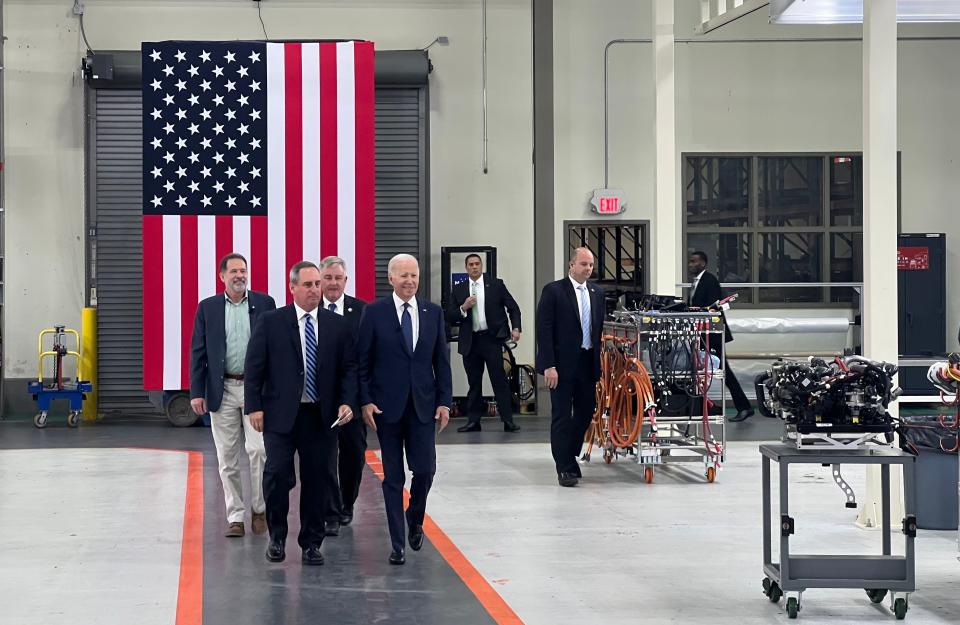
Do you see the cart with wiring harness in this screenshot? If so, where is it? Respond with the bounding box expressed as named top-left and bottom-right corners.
top-left (584, 310), bottom-right (727, 483)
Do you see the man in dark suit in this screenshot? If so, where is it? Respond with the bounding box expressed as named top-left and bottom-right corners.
top-left (687, 250), bottom-right (753, 421)
top-left (535, 247), bottom-right (605, 487)
top-left (445, 254), bottom-right (522, 433)
top-left (358, 253), bottom-right (452, 565)
top-left (318, 255), bottom-right (367, 533)
top-left (190, 253), bottom-right (276, 538)
top-left (244, 261), bottom-right (357, 566)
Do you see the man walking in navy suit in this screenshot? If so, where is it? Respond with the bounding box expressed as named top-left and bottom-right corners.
top-left (358, 253), bottom-right (452, 565)
top-left (535, 247), bottom-right (605, 487)
top-left (189, 253), bottom-right (276, 538)
top-left (244, 261), bottom-right (357, 565)
top-left (318, 255), bottom-right (368, 533)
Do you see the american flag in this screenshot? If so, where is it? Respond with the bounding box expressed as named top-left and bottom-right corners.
top-left (141, 40), bottom-right (375, 391)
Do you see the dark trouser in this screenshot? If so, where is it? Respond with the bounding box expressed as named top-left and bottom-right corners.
top-left (376, 397), bottom-right (437, 553)
top-left (549, 349), bottom-right (596, 476)
top-left (463, 331), bottom-right (515, 425)
top-left (724, 361), bottom-right (751, 412)
top-left (325, 417), bottom-right (368, 521)
top-left (262, 403), bottom-right (335, 550)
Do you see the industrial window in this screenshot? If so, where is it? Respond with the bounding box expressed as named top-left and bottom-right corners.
top-left (682, 154), bottom-right (876, 306)
top-left (564, 221), bottom-right (649, 305)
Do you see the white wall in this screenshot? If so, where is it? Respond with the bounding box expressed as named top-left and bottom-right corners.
top-left (2, 0), bottom-right (535, 378)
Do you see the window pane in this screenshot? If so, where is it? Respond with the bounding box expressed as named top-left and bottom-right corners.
top-left (758, 156), bottom-right (823, 227)
top-left (684, 156), bottom-right (750, 227)
top-left (830, 232), bottom-right (862, 303)
top-left (830, 156), bottom-right (863, 226)
top-left (686, 232), bottom-right (753, 303)
top-left (758, 233), bottom-right (823, 303)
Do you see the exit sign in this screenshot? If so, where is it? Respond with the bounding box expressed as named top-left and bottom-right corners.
top-left (590, 188), bottom-right (626, 215)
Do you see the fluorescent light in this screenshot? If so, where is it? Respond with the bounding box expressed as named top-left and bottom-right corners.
top-left (771, 0), bottom-right (960, 23)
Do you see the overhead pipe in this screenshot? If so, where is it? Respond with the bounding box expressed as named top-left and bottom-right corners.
top-left (482, 0), bottom-right (488, 173)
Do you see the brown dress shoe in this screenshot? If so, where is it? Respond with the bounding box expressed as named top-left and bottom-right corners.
top-left (251, 512), bottom-right (267, 535)
top-left (224, 522), bottom-right (245, 538)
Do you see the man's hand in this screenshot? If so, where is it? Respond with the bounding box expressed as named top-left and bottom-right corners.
top-left (511, 329), bottom-right (521, 343)
top-left (435, 406), bottom-right (450, 432)
top-left (461, 296), bottom-right (478, 311)
top-left (248, 410), bottom-right (264, 433)
top-left (544, 367), bottom-right (559, 390)
top-left (362, 403), bottom-right (381, 432)
top-left (190, 398), bottom-right (207, 416)
top-left (336, 404), bottom-right (353, 425)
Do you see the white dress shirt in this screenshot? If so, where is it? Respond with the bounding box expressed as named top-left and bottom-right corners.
top-left (460, 278), bottom-right (488, 332)
top-left (323, 294), bottom-right (345, 316)
top-left (569, 275), bottom-right (592, 349)
top-left (294, 303), bottom-right (319, 402)
top-left (392, 292), bottom-right (419, 349)
top-left (690, 270), bottom-right (706, 304)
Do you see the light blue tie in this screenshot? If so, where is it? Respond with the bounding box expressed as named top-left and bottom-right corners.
top-left (303, 313), bottom-right (318, 402)
top-left (578, 285), bottom-right (592, 349)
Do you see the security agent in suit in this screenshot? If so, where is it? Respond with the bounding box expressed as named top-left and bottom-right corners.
top-left (318, 255), bottom-right (367, 534)
top-left (535, 247), bottom-right (605, 487)
top-left (445, 254), bottom-right (522, 433)
top-left (358, 254), bottom-right (452, 565)
top-left (190, 253), bottom-right (276, 538)
top-left (244, 261), bottom-right (358, 566)
top-left (687, 250), bottom-right (754, 422)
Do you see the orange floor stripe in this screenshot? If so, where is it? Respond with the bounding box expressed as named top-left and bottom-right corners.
top-left (175, 451), bottom-right (204, 625)
top-left (364, 450), bottom-right (524, 625)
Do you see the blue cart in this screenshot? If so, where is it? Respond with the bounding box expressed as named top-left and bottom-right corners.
top-left (28, 325), bottom-right (93, 428)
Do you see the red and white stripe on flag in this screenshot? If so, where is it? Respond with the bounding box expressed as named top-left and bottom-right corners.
top-left (143, 41), bottom-right (375, 391)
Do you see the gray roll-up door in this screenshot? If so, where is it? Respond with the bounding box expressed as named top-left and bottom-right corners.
top-left (89, 86), bottom-right (428, 414)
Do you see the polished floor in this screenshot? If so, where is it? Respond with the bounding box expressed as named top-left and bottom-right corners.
top-left (1, 416), bottom-right (958, 625)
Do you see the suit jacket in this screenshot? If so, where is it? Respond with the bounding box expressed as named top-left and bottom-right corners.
top-left (444, 274), bottom-right (522, 356)
top-left (689, 270), bottom-right (734, 344)
top-left (189, 290), bottom-right (276, 412)
top-left (243, 304), bottom-right (358, 434)
top-left (325, 294), bottom-right (366, 336)
top-left (357, 296), bottom-right (453, 424)
top-left (535, 278), bottom-right (605, 381)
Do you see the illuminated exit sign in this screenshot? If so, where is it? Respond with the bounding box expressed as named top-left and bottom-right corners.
top-left (590, 188), bottom-right (626, 215)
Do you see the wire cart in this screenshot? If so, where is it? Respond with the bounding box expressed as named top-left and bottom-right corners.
top-left (584, 310), bottom-right (727, 483)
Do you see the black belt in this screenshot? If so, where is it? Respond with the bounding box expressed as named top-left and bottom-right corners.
top-left (224, 373), bottom-right (244, 380)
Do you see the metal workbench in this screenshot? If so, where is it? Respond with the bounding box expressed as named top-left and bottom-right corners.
top-left (759, 443), bottom-right (917, 619)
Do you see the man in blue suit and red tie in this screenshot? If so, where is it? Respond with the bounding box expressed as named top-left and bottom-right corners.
top-left (358, 253), bottom-right (452, 565)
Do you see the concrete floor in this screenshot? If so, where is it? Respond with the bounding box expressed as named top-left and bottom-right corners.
top-left (1, 417), bottom-right (958, 624)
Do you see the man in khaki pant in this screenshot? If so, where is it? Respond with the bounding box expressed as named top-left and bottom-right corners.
top-left (190, 253), bottom-right (277, 537)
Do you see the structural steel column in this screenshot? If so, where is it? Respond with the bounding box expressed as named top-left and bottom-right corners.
top-left (652, 0), bottom-right (678, 294)
top-left (532, 0), bottom-right (555, 296)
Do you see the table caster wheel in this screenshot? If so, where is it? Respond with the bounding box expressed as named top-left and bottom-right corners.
top-left (768, 582), bottom-right (782, 603)
top-left (67, 411), bottom-right (80, 428)
top-left (893, 597), bottom-right (908, 620)
top-left (706, 466), bottom-right (716, 483)
top-left (865, 589), bottom-right (887, 604)
top-left (786, 597), bottom-right (799, 619)
top-left (762, 578), bottom-right (772, 596)
top-left (33, 412), bottom-right (48, 429)
top-left (644, 466), bottom-right (654, 483)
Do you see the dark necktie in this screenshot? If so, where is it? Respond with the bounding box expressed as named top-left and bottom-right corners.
top-left (401, 303), bottom-right (413, 353)
top-left (303, 313), bottom-right (318, 402)
top-left (328, 302), bottom-right (337, 313)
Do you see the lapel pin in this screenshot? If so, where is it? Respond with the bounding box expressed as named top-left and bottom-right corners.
top-left (347, 307), bottom-right (353, 313)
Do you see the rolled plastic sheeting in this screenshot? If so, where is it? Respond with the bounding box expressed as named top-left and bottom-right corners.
top-left (726, 317), bottom-right (850, 334)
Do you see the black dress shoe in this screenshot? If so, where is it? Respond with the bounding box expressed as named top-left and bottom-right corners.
top-left (503, 422), bottom-right (521, 432)
top-left (324, 520), bottom-right (340, 536)
top-left (457, 423), bottom-right (481, 433)
top-left (728, 409), bottom-right (754, 423)
top-left (265, 538), bottom-right (286, 563)
top-left (558, 472), bottom-right (579, 487)
top-left (339, 508), bottom-right (354, 526)
top-left (301, 545), bottom-right (324, 566)
top-left (389, 549), bottom-right (406, 565)
top-left (408, 524), bottom-right (424, 551)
